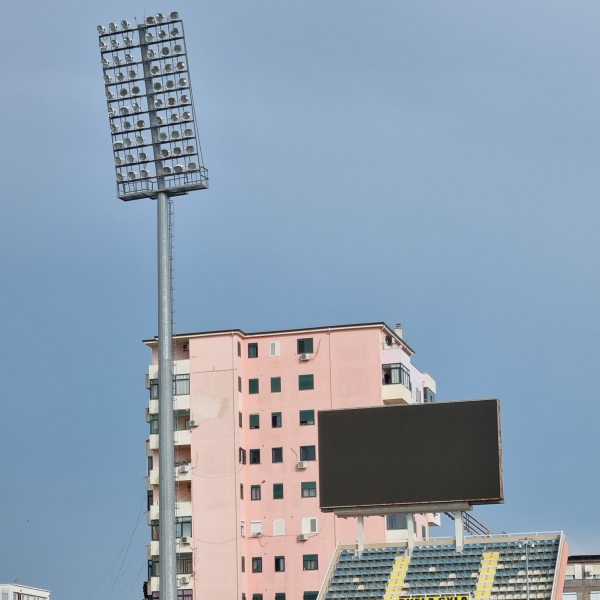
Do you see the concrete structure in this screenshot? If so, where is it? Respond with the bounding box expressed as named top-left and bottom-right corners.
top-left (563, 556), bottom-right (600, 600)
top-left (143, 322), bottom-right (437, 600)
top-left (0, 584), bottom-right (50, 600)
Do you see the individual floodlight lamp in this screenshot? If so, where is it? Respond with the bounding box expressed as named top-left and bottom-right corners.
top-left (95, 15), bottom-right (208, 600)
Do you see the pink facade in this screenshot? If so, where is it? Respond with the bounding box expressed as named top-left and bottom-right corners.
top-left (145, 323), bottom-right (437, 600)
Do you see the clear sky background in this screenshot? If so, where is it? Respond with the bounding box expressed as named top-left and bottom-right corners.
top-left (0, 0), bottom-right (598, 598)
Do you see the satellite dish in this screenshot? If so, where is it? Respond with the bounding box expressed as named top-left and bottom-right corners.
top-left (385, 335), bottom-right (393, 347)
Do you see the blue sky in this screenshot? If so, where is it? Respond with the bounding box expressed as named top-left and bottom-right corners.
top-left (0, 1), bottom-right (598, 598)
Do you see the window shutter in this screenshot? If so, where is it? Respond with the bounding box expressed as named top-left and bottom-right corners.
top-left (301, 517), bottom-right (317, 534)
top-left (270, 341), bottom-right (280, 357)
top-left (251, 521), bottom-right (262, 535)
top-left (273, 519), bottom-right (285, 536)
top-left (310, 518), bottom-right (318, 533)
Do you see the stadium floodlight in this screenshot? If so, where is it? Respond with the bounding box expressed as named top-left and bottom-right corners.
top-left (96, 13), bottom-right (208, 600)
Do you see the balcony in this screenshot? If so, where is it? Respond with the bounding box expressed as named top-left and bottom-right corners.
top-left (428, 512), bottom-right (441, 527)
top-left (148, 430), bottom-right (191, 450)
top-left (149, 573), bottom-right (193, 593)
top-left (148, 537), bottom-right (193, 559)
top-left (148, 465), bottom-right (192, 486)
top-left (381, 383), bottom-right (412, 405)
top-left (149, 395), bottom-right (190, 415)
top-left (147, 501), bottom-right (191, 525)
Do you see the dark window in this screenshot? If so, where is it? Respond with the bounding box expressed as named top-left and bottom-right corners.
top-left (304, 593), bottom-right (319, 600)
top-left (303, 555), bottom-right (318, 570)
top-left (275, 557), bottom-right (285, 572)
top-left (240, 484), bottom-right (244, 499)
top-left (422, 525), bottom-right (426, 539)
top-left (252, 596), bottom-right (263, 600)
top-left (249, 379), bottom-right (259, 394)
top-left (241, 556), bottom-right (245, 572)
top-left (243, 595), bottom-right (246, 600)
top-left (238, 376), bottom-right (242, 393)
top-left (299, 375), bottom-right (314, 391)
top-left (297, 338), bottom-right (313, 354)
top-left (424, 387), bottom-right (436, 403)
top-left (300, 410), bottom-right (315, 425)
top-left (175, 516), bottom-right (192, 538)
top-left (239, 411), bottom-right (243, 428)
top-left (301, 481), bottom-right (317, 498)
top-left (238, 341), bottom-right (241, 357)
top-left (151, 519), bottom-right (159, 541)
top-left (300, 445), bottom-right (316, 461)
top-left (272, 412), bottom-right (282, 428)
top-left (272, 447), bottom-right (283, 463)
top-left (275, 595), bottom-right (286, 600)
top-left (252, 557), bottom-right (263, 573)
top-left (147, 490), bottom-right (153, 511)
top-left (150, 379), bottom-right (159, 399)
top-left (148, 558), bottom-right (159, 578)
top-left (239, 448), bottom-right (246, 464)
top-left (250, 414), bottom-right (260, 429)
top-left (386, 514), bottom-right (407, 530)
top-left (251, 485), bottom-right (261, 500)
top-left (382, 363), bottom-right (411, 389)
top-left (273, 483), bottom-right (284, 499)
top-left (148, 456), bottom-right (153, 475)
top-left (150, 417), bottom-right (159, 435)
top-left (250, 449), bottom-right (260, 464)
top-left (271, 377), bottom-right (281, 393)
top-left (248, 343), bottom-right (258, 358)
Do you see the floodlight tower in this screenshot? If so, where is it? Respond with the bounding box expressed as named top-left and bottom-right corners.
top-left (96, 13), bottom-right (208, 600)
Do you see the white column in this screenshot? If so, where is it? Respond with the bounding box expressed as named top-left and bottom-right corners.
top-left (455, 510), bottom-right (464, 552)
top-left (357, 516), bottom-right (365, 555)
top-left (407, 513), bottom-right (415, 557)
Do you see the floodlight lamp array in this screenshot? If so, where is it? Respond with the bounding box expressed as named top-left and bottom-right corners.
top-left (98, 12), bottom-right (208, 201)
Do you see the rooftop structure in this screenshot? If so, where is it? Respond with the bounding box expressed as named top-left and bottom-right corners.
top-left (0, 584), bottom-right (51, 600)
top-left (563, 555), bottom-right (600, 600)
top-left (143, 321), bottom-right (437, 600)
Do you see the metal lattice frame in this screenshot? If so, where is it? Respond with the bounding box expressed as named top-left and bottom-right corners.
top-left (98, 13), bottom-right (208, 201)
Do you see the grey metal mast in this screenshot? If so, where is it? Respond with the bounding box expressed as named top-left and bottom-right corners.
top-left (96, 12), bottom-right (208, 600)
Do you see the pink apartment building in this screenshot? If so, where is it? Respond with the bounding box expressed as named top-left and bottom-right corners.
top-left (143, 322), bottom-right (438, 600)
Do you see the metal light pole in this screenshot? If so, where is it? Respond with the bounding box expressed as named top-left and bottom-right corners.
top-left (96, 13), bottom-right (208, 600)
top-left (519, 540), bottom-right (536, 600)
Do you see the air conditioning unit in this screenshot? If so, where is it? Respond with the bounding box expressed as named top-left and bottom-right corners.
top-left (181, 576), bottom-right (189, 584)
top-left (186, 483), bottom-right (192, 491)
top-left (179, 465), bottom-right (189, 473)
top-left (298, 533), bottom-right (309, 541)
top-left (180, 537), bottom-right (191, 544)
top-left (297, 461), bottom-right (308, 469)
top-left (250, 532), bottom-right (262, 537)
top-left (182, 343), bottom-right (189, 351)
top-left (300, 353), bottom-right (311, 361)
top-left (188, 420), bottom-right (198, 427)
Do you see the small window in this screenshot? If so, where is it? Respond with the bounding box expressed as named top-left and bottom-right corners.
top-left (241, 556), bottom-right (245, 572)
top-left (251, 521), bottom-right (262, 536)
top-left (301, 481), bottom-right (317, 498)
top-left (275, 557), bottom-right (285, 572)
top-left (272, 447), bottom-right (283, 463)
top-left (273, 483), bottom-right (284, 499)
top-left (271, 377), bottom-right (281, 393)
top-left (272, 412), bottom-right (282, 428)
top-left (175, 516), bottom-right (192, 538)
top-left (241, 521), bottom-right (245, 536)
top-left (299, 374), bottom-right (314, 391)
top-left (237, 341), bottom-right (241, 357)
top-left (239, 448), bottom-right (247, 464)
top-left (300, 410), bottom-right (315, 425)
top-left (150, 379), bottom-right (159, 399)
top-left (250, 414), bottom-right (260, 429)
top-left (249, 379), bottom-right (259, 394)
top-left (238, 376), bottom-right (242, 393)
top-left (151, 519), bottom-right (159, 540)
top-left (386, 514), bottom-right (407, 530)
top-left (252, 557), bottom-right (263, 573)
top-left (250, 449), bottom-right (260, 464)
top-left (304, 593), bottom-right (319, 600)
top-left (240, 484), bottom-right (244, 499)
top-left (248, 343), bottom-right (258, 358)
top-left (242, 594), bottom-right (246, 600)
top-left (276, 595), bottom-right (286, 600)
top-left (173, 374), bottom-right (190, 396)
top-left (300, 445), bottom-right (316, 461)
top-left (424, 387), bottom-right (436, 403)
top-left (147, 490), bottom-right (153, 510)
top-left (251, 485), bottom-right (261, 501)
top-left (252, 596), bottom-right (263, 600)
top-left (297, 338), bottom-right (313, 354)
top-left (150, 417), bottom-right (159, 435)
top-left (239, 411), bottom-right (242, 428)
top-left (270, 341), bottom-right (281, 357)
top-left (303, 554), bottom-right (318, 571)
top-left (273, 518), bottom-right (285, 536)
top-left (422, 525), bottom-right (426, 540)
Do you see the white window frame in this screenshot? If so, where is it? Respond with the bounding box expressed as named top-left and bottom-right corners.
top-left (301, 517), bottom-right (318, 534)
top-left (270, 341), bottom-right (281, 357)
top-left (273, 519), bottom-right (285, 536)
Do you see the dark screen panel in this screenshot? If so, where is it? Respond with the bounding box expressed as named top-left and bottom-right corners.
top-left (318, 399), bottom-right (502, 510)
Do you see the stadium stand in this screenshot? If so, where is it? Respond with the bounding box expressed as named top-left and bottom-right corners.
top-left (319, 534), bottom-right (567, 600)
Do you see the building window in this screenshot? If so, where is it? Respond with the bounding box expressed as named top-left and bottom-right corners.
top-left (249, 379), bottom-right (259, 394)
top-left (273, 483), bottom-right (284, 499)
top-left (177, 554), bottom-right (193, 574)
top-left (238, 376), bottom-right (242, 393)
top-left (424, 387), bottom-right (435, 403)
top-left (147, 490), bottom-right (153, 510)
top-left (271, 377), bottom-right (281, 393)
top-left (242, 595), bottom-right (246, 600)
top-left (300, 410), bottom-right (315, 425)
top-left (250, 414), bottom-right (260, 429)
top-left (149, 558), bottom-right (159, 578)
top-left (251, 485), bottom-right (261, 501)
top-left (239, 411), bottom-right (242, 428)
top-left (275, 557), bottom-right (285, 572)
top-left (386, 514), bottom-right (407, 530)
top-left (304, 593), bottom-right (319, 600)
top-left (251, 521), bottom-right (262, 536)
top-left (252, 596), bottom-right (263, 600)
top-left (148, 456), bottom-right (153, 474)
top-left (382, 364), bottom-right (411, 389)
top-left (248, 343), bottom-right (258, 358)
top-left (173, 374), bottom-right (190, 396)
top-left (300, 445), bottom-right (316, 461)
top-left (303, 554), bottom-right (318, 570)
top-left (250, 449), bottom-right (260, 464)
top-left (270, 341), bottom-right (281, 357)
top-left (422, 525), bottom-right (426, 539)
top-left (150, 379), bottom-right (159, 399)
top-left (272, 447), bottom-right (283, 463)
top-left (241, 521), bottom-right (245, 536)
top-left (272, 412), bottom-right (282, 428)
top-left (301, 517), bottom-right (318, 534)
top-left (273, 519), bottom-right (285, 536)
top-left (151, 519), bottom-right (159, 540)
top-left (241, 556), bottom-right (245, 572)
top-left (240, 484), bottom-right (244, 500)
top-left (276, 595), bottom-right (286, 600)
top-left (301, 481), bottom-right (317, 498)
top-left (252, 557), bottom-right (263, 573)
top-left (150, 417), bottom-right (159, 435)
top-left (297, 338), bottom-right (313, 354)
top-left (299, 375), bottom-right (314, 390)
top-left (175, 516), bottom-right (192, 537)
top-left (238, 341), bottom-right (241, 357)
top-left (239, 448), bottom-right (247, 464)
